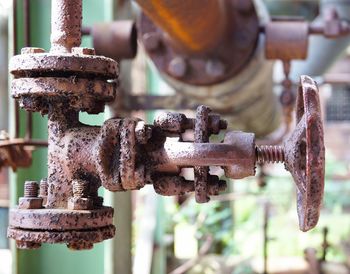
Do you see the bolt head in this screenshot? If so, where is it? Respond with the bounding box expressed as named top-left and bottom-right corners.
top-left (68, 197), bottom-right (93, 210)
top-left (18, 197), bottom-right (43, 209)
top-left (168, 57), bottom-right (187, 78)
top-left (205, 59), bottom-right (225, 78)
top-left (143, 32), bottom-right (161, 51)
top-left (72, 47), bottom-right (96, 55)
top-left (21, 47), bottom-right (46, 54)
top-left (135, 121), bottom-right (153, 144)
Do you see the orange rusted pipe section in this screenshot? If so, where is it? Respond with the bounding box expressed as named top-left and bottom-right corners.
top-left (135, 0), bottom-right (228, 54)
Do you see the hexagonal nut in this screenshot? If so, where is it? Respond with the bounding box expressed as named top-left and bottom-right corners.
top-left (135, 121), bottom-right (153, 144)
top-left (67, 197), bottom-right (94, 210)
top-left (18, 197), bottom-right (43, 209)
top-left (72, 47), bottom-right (96, 55)
top-left (21, 47), bottom-right (46, 54)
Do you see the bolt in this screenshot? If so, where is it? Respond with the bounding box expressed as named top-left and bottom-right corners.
top-left (21, 47), bottom-right (46, 54)
top-left (154, 112), bottom-right (194, 134)
top-left (72, 179), bottom-right (89, 198)
top-left (68, 179), bottom-right (93, 210)
top-left (19, 181), bottom-right (43, 209)
top-left (208, 114), bottom-right (227, 134)
top-left (39, 178), bottom-right (48, 206)
top-left (71, 47), bottom-right (95, 55)
top-left (24, 181), bottom-right (39, 197)
top-left (143, 32), bottom-right (161, 51)
top-left (135, 121), bottom-right (153, 144)
top-left (255, 145), bottom-right (285, 164)
top-left (205, 59), bottom-right (225, 78)
top-left (168, 57), bottom-right (187, 78)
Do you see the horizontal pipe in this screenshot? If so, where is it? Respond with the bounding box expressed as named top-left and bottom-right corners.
top-left (134, 0), bottom-right (227, 54)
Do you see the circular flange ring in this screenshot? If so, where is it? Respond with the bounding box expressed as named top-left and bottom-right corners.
top-left (12, 77), bottom-right (115, 99)
top-left (7, 225), bottom-right (115, 245)
top-left (12, 77), bottom-right (116, 113)
top-left (138, 0), bottom-right (259, 86)
top-left (9, 206), bottom-right (114, 231)
top-left (10, 53), bottom-right (118, 79)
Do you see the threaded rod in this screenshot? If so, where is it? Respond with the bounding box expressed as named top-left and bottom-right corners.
top-left (256, 146), bottom-right (285, 164)
top-left (24, 181), bottom-right (39, 197)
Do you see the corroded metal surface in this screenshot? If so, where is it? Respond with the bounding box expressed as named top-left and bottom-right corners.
top-left (8, 0), bottom-right (326, 250)
top-left (9, 207), bottom-right (114, 230)
top-left (8, 225), bottom-right (115, 250)
top-left (92, 20), bottom-right (137, 60)
top-left (138, 0), bottom-right (259, 85)
top-left (50, 0), bottom-right (82, 53)
top-left (265, 21), bottom-right (309, 60)
top-left (10, 52), bottom-right (118, 79)
top-left (8, 0), bottom-right (117, 250)
top-left (194, 106), bottom-right (210, 203)
top-left (223, 131), bottom-right (256, 179)
top-left (12, 77), bottom-right (115, 113)
top-left (135, 0), bottom-right (228, 54)
top-left (284, 75), bottom-right (325, 232)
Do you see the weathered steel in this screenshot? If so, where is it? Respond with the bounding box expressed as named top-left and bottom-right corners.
top-left (92, 20), bottom-right (137, 60)
top-left (138, 0), bottom-right (259, 85)
top-left (284, 75), bottom-right (325, 232)
top-left (135, 0), bottom-right (228, 54)
top-left (10, 51), bottom-right (118, 79)
top-left (8, 0), bottom-right (117, 250)
top-left (9, 207), bottom-right (114, 231)
top-left (265, 20), bottom-right (309, 60)
top-left (8, 225), bottom-right (115, 250)
top-left (8, 0), bottom-right (326, 250)
top-left (50, 0), bottom-right (82, 53)
top-left (255, 76), bottom-right (325, 232)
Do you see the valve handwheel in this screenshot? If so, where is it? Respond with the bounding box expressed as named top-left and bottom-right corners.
top-left (284, 75), bottom-right (325, 232)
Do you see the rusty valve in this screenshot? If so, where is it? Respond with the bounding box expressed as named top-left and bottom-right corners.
top-left (149, 75), bottom-right (324, 232)
top-left (7, 0), bottom-right (324, 251)
top-left (256, 76), bottom-right (325, 231)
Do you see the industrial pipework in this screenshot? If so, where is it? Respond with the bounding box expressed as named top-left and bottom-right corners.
top-left (7, 0), bottom-right (325, 250)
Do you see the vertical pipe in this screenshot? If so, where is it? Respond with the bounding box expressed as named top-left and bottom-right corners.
top-left (50, 0), bottom-right (82, 53)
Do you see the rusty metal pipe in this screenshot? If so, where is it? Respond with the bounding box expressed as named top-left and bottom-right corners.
top-left (134, 0), bottom-right (228, 54)
top-left (50, 0), bottom-right (82, 53)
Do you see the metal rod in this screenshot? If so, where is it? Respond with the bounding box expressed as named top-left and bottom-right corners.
top-left (152, 142), bottom-right (254, 173)
top-left (24, 0), bottom-right (33, 140)
top-left (134, 0), bottom-right (228, 54)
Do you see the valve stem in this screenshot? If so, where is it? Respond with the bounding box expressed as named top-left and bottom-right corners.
top-left (256, 145), bottom-right (285, 164)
